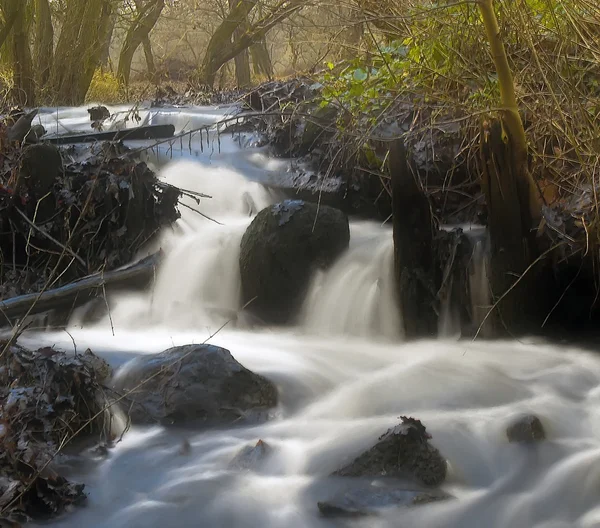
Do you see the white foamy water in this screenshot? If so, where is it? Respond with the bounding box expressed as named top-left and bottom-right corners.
top-left (18, 106), bottom-right (600, 528)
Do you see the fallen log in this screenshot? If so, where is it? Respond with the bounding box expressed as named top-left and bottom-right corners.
top-left (45, 124), bottom-right (176, 144)
top-left (0, 251), bottom-right (162, 325)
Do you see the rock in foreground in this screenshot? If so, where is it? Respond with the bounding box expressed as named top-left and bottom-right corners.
top-left (506, 414), bottom-right (546, 443)
top-left (239, 200), bottom-right (350, 324)
top-left (112, 344), bottom-right (278, 426)
top-left (334, 417), bottom-right (447, 487)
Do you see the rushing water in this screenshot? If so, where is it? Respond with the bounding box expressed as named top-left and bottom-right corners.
top-left (20, 104), bottom-right (600, 527)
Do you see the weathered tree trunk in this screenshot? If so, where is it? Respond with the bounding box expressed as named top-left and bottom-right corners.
top-left (50, 0), bottom-right (114, 105)
top-left (250, 38), bottom-right (273, 78)
top-left (229, 0), bottom-right (252, 87)
top-left (0, 2), bottom-right (22, 50)
top-left (388, 139), bottom-right (437, 338)
top-left (477, 0), bottom-right (543, 334)
top-left (141, 35), bottom-right (156, 81)
top-left (117, 0), bottom-right (165, 86)
top-left (99, 10), bottom-right (118, 70)
top-left (34, 0), bottom-right (54, 89)
top-left (1, 1), bottom-right (35, 106)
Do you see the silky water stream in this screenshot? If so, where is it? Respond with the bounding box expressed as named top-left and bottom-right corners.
top-left (18, 105), bottom-right (600, 528)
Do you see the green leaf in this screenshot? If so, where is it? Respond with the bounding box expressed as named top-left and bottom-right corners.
top-left (353, 68), bottom-right (368, 82)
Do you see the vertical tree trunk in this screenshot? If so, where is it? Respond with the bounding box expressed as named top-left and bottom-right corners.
top-left (50, 0), bottom-right (111, 104)
top-left (250, 39), bottom-right (273, 78)
top-left (117, 0), bottom-right (165, 86)
top-left (141, 35), bottom-right (156, 81)
top-left (229, 0), bottom-right (251, 87)
top-left (99, 11), bottom-right (117, 70)
top-left (477, 0), bottom-right (544, 333)
top-left (1, 1), bottom-right (35, 105)
top-left (389, 139), bottom-right (437, 338)
top-left (34, 0), bottom-right (54, 89)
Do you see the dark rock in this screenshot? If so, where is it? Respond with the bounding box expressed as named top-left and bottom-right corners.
top-left (8, 109), bottom-right (38, 142)
top-left (112, 344), bottom-right (278, 426)
top-left (239, 200), bottom-right (350, 324)
top-left (229, 439), bottom-right (272, 470)
top-left (25, 124), bottom-right (46, 143)
top-left (87, 105), bottom-right (110, 122)
top-left (334, 417), bottom-right (447, 487)
top-left (317, 481), bottom-right (451, 518)
top-left (506, 414), bottom-right (546, 443)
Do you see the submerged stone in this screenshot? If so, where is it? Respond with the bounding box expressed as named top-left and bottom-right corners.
top-left (317, 480), bottom-right (451, 517)
top-left (229, 439), bottom-right (273, 470)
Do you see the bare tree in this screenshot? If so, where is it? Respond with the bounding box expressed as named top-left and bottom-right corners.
top-left (199, 0), bottom-right (309, 87)
top-left (117, 0), bottom-right (165, 85)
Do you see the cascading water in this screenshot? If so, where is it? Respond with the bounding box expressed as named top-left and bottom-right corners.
top-left (20, 104), bottom-right (600, 528)
top-left (301, 222), bottom-right (403, 340)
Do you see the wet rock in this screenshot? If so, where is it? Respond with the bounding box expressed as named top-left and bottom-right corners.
top-left (229, 439), bottom-right (272, 470)
top-left (317, 481), bottom-right (451, 518)
top-left (506, 414), bottom-right (546, 443)
top-left (334, 417), bottom-right (447, 487)
top-left (8, 109), bottom-right (38, 142)
top-left (112, 344), bottom-right (278, 426)
top-left (87, 105), bottom-right (110, 122)
top-left (239, 200), bottom-right (350, 324)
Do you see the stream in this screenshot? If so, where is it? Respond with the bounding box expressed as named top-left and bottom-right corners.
top-left (19, 104), bottom-right (600, 527)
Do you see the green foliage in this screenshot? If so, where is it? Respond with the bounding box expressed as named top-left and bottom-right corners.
top-left (319, 41), bottom-right (411, 125)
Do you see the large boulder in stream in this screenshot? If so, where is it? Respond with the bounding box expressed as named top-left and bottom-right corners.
top-left (333, 417), bottom-right (447, 487)
top-left (112, 344), bottom-right (278, 426)
top-left (239, 200), bottom-right (350, 324)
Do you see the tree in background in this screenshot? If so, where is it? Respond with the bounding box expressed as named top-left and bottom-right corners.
top-left (199, 0), bottom-right (308, 87)
top-left (0, 1), bottom-right (35, 105)
top-left (117, 0), bottom-right (165, 85)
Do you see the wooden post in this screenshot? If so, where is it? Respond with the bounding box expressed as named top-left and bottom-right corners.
top-left (388, 139), bottom-right (437, 338)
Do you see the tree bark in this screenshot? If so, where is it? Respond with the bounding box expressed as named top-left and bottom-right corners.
top-left (1, 1), bottom-right (35, 106)
top-left (477, 0), bottom-right (544, 334)
top-left (229, 0), bottom-right (252, 87)
top-left (141, 35), bottom-right (156, 81)
top-left (250, 38), bottom-right (273, 78)
top-left (117, 0), bottom-right (165, 86)
top-left (388, 139), bottom-right (437, 338)
top-left (50, 0), bottom-right (114, 105)
top-left (34, 0), bottom-right (54, 89)
top-left (0, 2), bottom-right (22, 50)
top-left (199, 0), bottom-right (306, 87)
